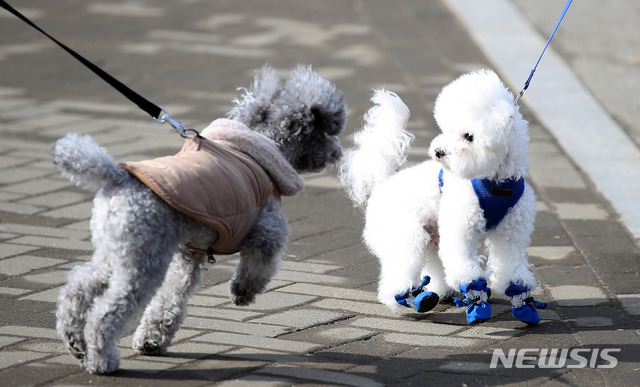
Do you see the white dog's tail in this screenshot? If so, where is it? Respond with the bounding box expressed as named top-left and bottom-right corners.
top-left (52, 133), bottom-right (129, 191)
top-left (339, 90), bottom-right (413, 207)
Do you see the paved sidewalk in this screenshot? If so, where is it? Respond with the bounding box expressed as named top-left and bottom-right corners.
top-left (1, 1), bottom-right (639, 386)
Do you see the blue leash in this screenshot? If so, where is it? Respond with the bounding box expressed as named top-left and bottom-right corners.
top-left (515, 0), bottom-right (573, 103)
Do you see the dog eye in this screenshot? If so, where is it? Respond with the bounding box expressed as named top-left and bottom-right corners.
top-left (464, 133), bottom-right (474, 142)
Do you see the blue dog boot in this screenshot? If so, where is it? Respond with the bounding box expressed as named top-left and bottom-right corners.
top-left (505, 282), bottom-right (548, 325)
top-left (414, 290), bottom-right (439, 313)
top-left (395, 276), bottom-right (439, 313)
top-left (454, 278), bottom-right (491, 324)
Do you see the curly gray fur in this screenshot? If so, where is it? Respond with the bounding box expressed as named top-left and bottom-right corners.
top-left (52, 65), bottom-right (346, 374)
top-left (228, 65), bottom-right (346, 172)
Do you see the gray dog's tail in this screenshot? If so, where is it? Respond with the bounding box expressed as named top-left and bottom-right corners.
top-left (52, 133), bottom-right (129, 191)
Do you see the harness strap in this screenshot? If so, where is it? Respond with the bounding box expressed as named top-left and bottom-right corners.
top-left (438, 169), bottom-right (525, 230)
top-left (184, 243), bottom-right (217, 264)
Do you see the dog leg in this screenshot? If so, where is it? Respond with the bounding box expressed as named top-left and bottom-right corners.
top-left (486, 229), bottom-right (546, 325)
top-left (82, 249), bottom-right (175, 374)
top-left (230, 197), bottom-right (288, 306)
top-left (420, 248), bottom-right (454, 299)
top-left (56, 256), bottom-right (110, 364)
top-left (133, 250), bottom-right (205, 355)
top-left (364, 216), bottom-right (439, 312)
top-left (485, 191), bottom-right (544, 324)
top-left (438, 185), bottom-right (492, 323)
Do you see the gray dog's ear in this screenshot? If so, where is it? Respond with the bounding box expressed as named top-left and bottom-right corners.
top-left (227, 65), bottom-right (281, 127)
top-left (278, 65), bottom-right (347, 137)
top-left (309, 90), bottom-right (346, 136)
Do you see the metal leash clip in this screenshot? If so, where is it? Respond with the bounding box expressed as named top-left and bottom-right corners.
top-left (514, 89), bottom-right (525, 105)
top-left (154, 107), bottom-right (199, 138)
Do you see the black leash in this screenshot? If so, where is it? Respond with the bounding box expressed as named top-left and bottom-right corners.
top-left (0, 0), bottom-right (192, 136)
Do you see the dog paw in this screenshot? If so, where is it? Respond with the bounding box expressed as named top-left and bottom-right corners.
top-left (137, 340), bottom-right (165, 356)
top-left (230, 282), bottom-right (258, 306)
top-left (133, 328), bottom-right (169, 356)
top-left (64, 332), bottom-right (86, 360)
top-left (85, 346), bottom-right (120, 374)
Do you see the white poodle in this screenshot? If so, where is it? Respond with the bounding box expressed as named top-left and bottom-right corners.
top-left (340, 69), bottom-right (546, 324)
top-left (52, 65), bottom-right (346, 374)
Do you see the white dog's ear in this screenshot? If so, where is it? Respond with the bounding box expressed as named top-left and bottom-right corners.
top-left (490, 99), bottom-right (515, 132)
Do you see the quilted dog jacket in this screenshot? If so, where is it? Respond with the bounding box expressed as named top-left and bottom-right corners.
top-left (120, 119), bottom-right (303, 255)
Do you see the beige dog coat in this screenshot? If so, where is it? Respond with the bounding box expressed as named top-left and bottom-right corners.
top-left (120, 119), bottom-right (303, 255)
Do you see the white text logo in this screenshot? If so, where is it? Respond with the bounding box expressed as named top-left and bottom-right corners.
top-left (490, 348), bottom-right (620, 369)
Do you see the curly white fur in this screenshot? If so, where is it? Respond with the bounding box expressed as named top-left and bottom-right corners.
top-left (339, 90), bottom-right (412, 207)
top-left (53, 65), bottom-right (346, 374)
top-left (340, 70), bottom-right (538, 315)
top-left (340, 90), bottom-right (450, 310)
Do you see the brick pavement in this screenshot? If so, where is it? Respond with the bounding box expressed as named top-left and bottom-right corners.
top-left (0, 1), bottom-right (639, 385)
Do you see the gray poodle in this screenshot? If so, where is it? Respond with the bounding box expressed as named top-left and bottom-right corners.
top-left (52, 65), bottom-right (346, 374)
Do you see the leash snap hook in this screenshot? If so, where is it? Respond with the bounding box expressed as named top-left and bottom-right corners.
top-left (514, 89), bottom-right (525, 104)
top-left (154, 107), bottom-right (198, 138)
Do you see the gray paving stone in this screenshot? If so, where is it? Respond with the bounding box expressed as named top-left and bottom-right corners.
top-left (527, 246), bottom-right (576, 261)
top-left (0, 350), bottom-right (50, 371)
top-left (39, 200), bottom-right (94, 219)
top-left (458, 326), bottom-right (521, 341)
top-left (182, 316), bottom-right (290, 338)
top-left (0, 286), bottom-right (30, 296)
top-left (314, 326), bottom-right (375, 344)
top-left (2, 178), bottom-right (70, 196)
top-left (273, 269), bottom-right (347, 285)
top-left (311, 298), bottom-right (398, 319)
top-left (1, 224), bottom-right (90, 240)
top-left (383, 333), bottom-right (484, 348)
top-left (0, 335), bottom-right (24, 349)
top-left (573, 316), bottom-right (614, 327)
top-left (9, 113), bottom-right (88, 132)
top-left (164, 342), bottom-right (233, 361)
top-left (548, 285), bottom-right (610, 307)
top-left (188, 305), bottom-right (261, 321)
top-left (228, 291), bottom-right (317, 311)
top-left (224, 347), bottom-right (355, 372)
top-left (0, 243), bottom-right (39, 259)
top-left (195, 332), bottom-right (321, 354)
top-left (248, 309), bottom-right (348, 330)
top-left (0, 326), bottom-right (58, 340)
top-left (8, 235), bottom-right (93, 251)
top-left (0, 201), bottom-right (43, 215)
top-left (350, 317), bottom-right (463, 336)
top-left (20, 286), bottom-right (61, 303)
top-left (118, 358), bottom-right (178, 374)
top-left (0, 168), bottom-right (51, 185)
top-left (554, 203), bottom-right (610, 220)
top-left (22, 270), bottom-right (68, 285)
top-left (616, 294), bottom-right (640, 315)
top-left (529, 153), bottom-right (587, 189)
top-left (187, 295), bottom-right (228, 307)
top-left (278, 260), bottom-right (342, 274)
top-left (50, 99), bottom-right (137, 115)
top-left (0, 256), bottom-right (65, 276)
top-left (19, 191), bottom-right (88, 208)
top-left (277, 283), bottom-right (378, 302)
top-left (258, 365), bottom-right (383, 387)
top-left (16, 339), bottom-right (66, 354)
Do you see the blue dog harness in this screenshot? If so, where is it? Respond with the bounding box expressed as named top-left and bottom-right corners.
top-left (439, 169), bottom-right (525, 230)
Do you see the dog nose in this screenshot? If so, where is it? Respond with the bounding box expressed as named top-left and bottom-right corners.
top-left (435, 148), bottom-right (446, 159)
